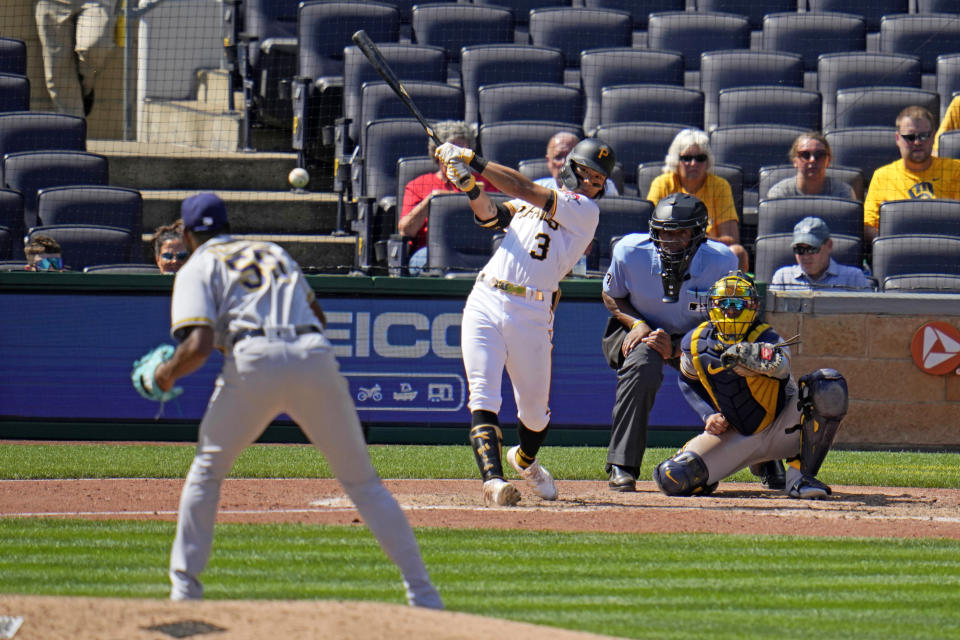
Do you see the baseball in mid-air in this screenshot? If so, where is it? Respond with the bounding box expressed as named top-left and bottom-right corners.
top-left (288, 167), bottom-right (310, 189)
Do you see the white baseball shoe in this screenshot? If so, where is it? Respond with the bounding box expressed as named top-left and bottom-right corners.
top-left (786, 474), bottom-right (832, 499)
top-left (507, 445), bottom-right (558, 501)
top-left (482, 478), bottom-right (521, 506)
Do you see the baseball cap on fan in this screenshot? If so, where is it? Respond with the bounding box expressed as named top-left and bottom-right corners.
top-left (792, 216), bottom-right (830, 249)
top-left (181, 193), bottom-right (228, 232)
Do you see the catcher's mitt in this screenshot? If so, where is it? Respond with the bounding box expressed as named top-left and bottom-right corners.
top-left (131, 344), bottom-right (183, 402)
top-left (719, 341), bottom-right (790, 379)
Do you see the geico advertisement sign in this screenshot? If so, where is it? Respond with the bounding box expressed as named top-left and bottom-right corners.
top-left (325, 311), bottom-right (462, 359)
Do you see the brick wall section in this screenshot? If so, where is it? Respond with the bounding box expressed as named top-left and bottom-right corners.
top-left (767, 311), bottom-right (960, 448)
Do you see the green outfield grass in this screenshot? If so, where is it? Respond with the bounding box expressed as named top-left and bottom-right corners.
top-left (2, 444), bottom-right (960, 639)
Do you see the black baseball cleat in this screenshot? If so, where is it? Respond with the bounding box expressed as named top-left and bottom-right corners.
top-left (758, 459), bottom-right (786, 490)
top-left (608, 464), bottom-right (636, 492)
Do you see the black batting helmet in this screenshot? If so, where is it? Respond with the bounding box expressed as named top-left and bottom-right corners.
top-left (558, 138), bottom-right (615, 197)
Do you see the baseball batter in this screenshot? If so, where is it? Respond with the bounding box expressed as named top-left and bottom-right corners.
top-left (146, 193), bottom-right (442, 607)
top-left (654, 273), bottom-right (848, 499)
top-left (434, 138), bottom-right (615, 506)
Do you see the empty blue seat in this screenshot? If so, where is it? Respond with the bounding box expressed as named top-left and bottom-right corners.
top-left (600, 85), bottom-right (704, 129)
top-left (529, 8), bottom-right (633, 69)
top-left (0, 38), bottom-right (26, 76)
top-left (26, 224), bottom-right (137, 271)
top-left (876, 199), bottom-right (960, 238)
top-left (880, 14), bottom-right (960, 74)
top-left (818, 52), bottom-right (921, 130)
top-left (0, 112), bottom-right (86, 159)
top-left (595, 122), bottom-right (687, 195)
top-left (479, 120), bottom-right (583, 171)
top-left (833, 86), bottom-right (939, 128)
top-left (757, 196), bottom-right (864, 238)
top-left (36, 186), bottom-right (142, 260)
top-left (581, 48), bottom-right (684, 133)
top-left (936, 54), bottom-right (960, 121)
top-left (648, 12), bottom-right (751, 72)
top-left (360, 81), bottom-right (463, 136)
top-left (239, 0), bottom-right (299, 128)
top-left (478, 83), bottom-right (582, 127)
top-left (583, 0), bottom-right (685, 32)
top-left (0, 74), bottom-right (29, 113)
top-left (882, 273), bottom-right (960, 292)
top-left (871, 234), bottom-right (960, 284)
top-left (0, 188), bottom-right (23, 258)
top-left (762, 12), bottom-right (866, 72)
top-left (709, 124), bottom-right (808, 188)
top-left (936, 129), bottom-right (960, 160)
top-left (592, 196), bottom-right (655, 272)
top-left (824, 126), bottom-right (899, 183)
top-left (806, 0), bottom-right (909, 32)
top-left (0, 226), bottom-right (11, 260)
top-left (717, 86), bottom-right (821, 130)
top-left (694, 0), bottom-right (799, 30)
top-left (1, 150), bottom-right (109, 230)
top-left (84, 263), bottom-right (162, 274)
top-left (412, 4), bottom-right (514, 63)
top-left (426, 192), bottom-right (512, 274)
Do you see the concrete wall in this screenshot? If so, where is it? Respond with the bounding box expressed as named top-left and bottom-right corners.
top-left (767, 291), bottom-right (960, 449)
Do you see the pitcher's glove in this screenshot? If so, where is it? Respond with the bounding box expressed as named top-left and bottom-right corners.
top-left (720, 342), bottom-right (789, 379)
top-left (131, 344), bottom-right (183, 402)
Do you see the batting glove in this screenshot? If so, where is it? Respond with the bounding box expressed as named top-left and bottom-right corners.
top-left (435, 142), bottom-right (474, 166)
top-left (446, 159), bottom-right (476, 192)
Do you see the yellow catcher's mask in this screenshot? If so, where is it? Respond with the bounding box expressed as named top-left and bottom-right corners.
top-left (708, 273), bottom-right (759, 344)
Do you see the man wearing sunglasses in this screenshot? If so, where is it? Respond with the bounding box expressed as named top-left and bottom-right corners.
top-left (863, 105), bottom-right (960, 242)
top-left (770, 217), bottom-right (870, 291)
top-left (23, 235), bottom-right (67, 271)
top-left (766, 133), bottom-right (855, 200)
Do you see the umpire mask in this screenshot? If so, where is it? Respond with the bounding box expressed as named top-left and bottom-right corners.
top-left (708, 272), bottom-right (760, 344)
top-left (649, 193), bottom-right (708, 303)
top-left (558, 138), bottom-right (615, 198)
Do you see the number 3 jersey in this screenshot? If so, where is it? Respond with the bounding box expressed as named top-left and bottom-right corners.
top-left (679, 321), bottom-right (792, 436)
top-left (479, 189), bottom-right (599, 292)
top-left (169, 237), bottom-right (320, 350)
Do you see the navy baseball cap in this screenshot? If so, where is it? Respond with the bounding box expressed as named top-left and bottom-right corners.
top-left (792, 216), bottom-right (831, 249)
top-left (181, 193), bottom-right (228, 232)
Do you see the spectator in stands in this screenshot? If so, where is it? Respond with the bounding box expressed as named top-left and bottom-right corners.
top-left (646, 129), bottom-right (749, 272)
top-left (770, 216), bottom-right (871, 291)
top-left (35, 0), bottom-right (116, 117)
top-left (767, 132), bottom-right (856, 200)
top-left (534, 131), bottom-right (619, 196)
top-left (398, 120), bottom-right (497, 275)
top-left (933, 94), bottom-right (960, 156)
top-left (864, 105), bottom-right (960, 242)
top-left (24, 234), bottom-right (67, 271)
top-left (153, 220), bottom-right (187, 274)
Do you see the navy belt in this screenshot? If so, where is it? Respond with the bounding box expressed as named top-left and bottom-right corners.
top-left (232, 325), bottom-right (321, 346)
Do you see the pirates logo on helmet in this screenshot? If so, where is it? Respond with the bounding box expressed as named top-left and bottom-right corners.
top-left (558, 138), bottom-right (615, 198)
top-left (708, 272), bottom-right (760, 344)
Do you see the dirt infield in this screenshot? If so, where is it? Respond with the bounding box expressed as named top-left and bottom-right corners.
top-left (3, 478), bottom-right (959, 639)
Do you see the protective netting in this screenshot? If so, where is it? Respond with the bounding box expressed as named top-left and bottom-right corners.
top-left (2, 1), bottom-right (960, 290)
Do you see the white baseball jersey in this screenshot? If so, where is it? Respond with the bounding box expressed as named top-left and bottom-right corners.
top-left (169, 236), bottom-right (319, 350)
top-left (166, 235), bottom-right (440, 607)
top-left (462, 188), bottom-right (600, 432)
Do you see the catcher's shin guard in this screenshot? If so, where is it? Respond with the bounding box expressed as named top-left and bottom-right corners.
top-left (470, 410), bottom-right (506, 482)
top-left (653, 450), bottom-right (716, 496)
top-left (796, 368), bottom-right (848, 477)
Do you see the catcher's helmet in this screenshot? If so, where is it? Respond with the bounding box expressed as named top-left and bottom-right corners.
top-left (558, 138), bottom-right (615, 197)
top-left (708, 271), bottom-right (760, 344)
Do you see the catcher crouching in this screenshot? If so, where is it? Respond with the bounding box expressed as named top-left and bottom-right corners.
top-left (654, 272), bottom-right (847, 499)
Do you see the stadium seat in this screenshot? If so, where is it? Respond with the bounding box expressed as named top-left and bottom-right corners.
top-left (0, 258), bottom-right (27, 271)
top-left (881, 273), bottom-right (960, 292)
top-left (709, 124), bottom-right (808, 190)
top-left (916, 0), bottom-right (956, 11)
top-left (461, 44), bottom-right (565, 127)
top-left (0, 112), bottom-right (86, 160)
top-left (580, 48), bottom-right (684, 134)
top-left (582, 0), bottom-right (686, 32)
top-left (595, 122), bottom-right (686, 196)
top-left (357, 118), bottom-right (430, 210)
top-left (592, 196), bottom-right (655, 273)
top-left (339, 44), bottom-right (446, 149)
top-left (529, 8), bottom-right (633, 69)
top-left (0, 37), bottom-right (26, 76)
top-left (694, 0), bottom-right (799, 30)
top-left (478, 83), bottom-right (582, 127)
top-left (876, 199), bottom-right (960, 238)
top-left (425, 192), bottom-right (511, 275)
top-left (936, 130), bottom-right (960, 160)
top-left (599, 85), bottom-right (703, 129)
top-left (83, 263), bottom-right (163, 274)
top-left (700, 50), bottom-right (804, 132)
top-left (412, 4), bottom-right (514, 65)
top-left (754, 232), bottom-right (862, 284)
top-left (25, 224), bottom-right (137, 271)
top-left (396, 155), bottom-right (437, 219)
top-left (648, 12), bottom-right (751, 72)
top-left (0, 74), bottom-right (29, 113)
top-left (360, 81), bottom-right (463, 136)
top-left (479, 120), bottom-right (583, 172)
top-left (880, 14), bottom-right (960, 74)
top-left (806, 0), bottom-right (909, 33)
top-left (871, 234), bottom-right (960, 284)
top-left (757, 196), bottom-right (864, 238)
top-left (824, 127), bottom-right (899, 184)
top-left (758, 164), bottom-right (865, 201)
top-left (717, 86), bottom-right (821, 130)
top-left (761, 12), bottom-right (867, 72)
top-left (518, 158), bottom-right (550, 182)
top-left (472, 0), bottom-right (570, 40)
top-left (936, 54), bottom-right (960, 121)
top-left (2, 150), bottom-right (109, 231)
top-left (0, 226), bottom-right (11, 260)
top-left (833, 86), bottom-right (939, 128)
top-left (238, 0), bottom-right (299, 128)
top-left (0, 188), bottom-right (23, 259)
top-left (36, 186), bottom-right (143, 260)
top-left (818, 52), bottom-right (922, 130)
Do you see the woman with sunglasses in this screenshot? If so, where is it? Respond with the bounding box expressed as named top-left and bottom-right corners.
top-left (646, 129), bottom-right (749, 272)
top-left (766, 132), bottom-right (855, 200)
top-left (153, 220), bottom-right (189, 274)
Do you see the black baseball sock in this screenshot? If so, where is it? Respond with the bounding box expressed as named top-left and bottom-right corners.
top-left (514, 421), bottom-right (549, 469)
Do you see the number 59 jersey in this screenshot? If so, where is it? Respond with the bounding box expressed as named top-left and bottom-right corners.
top-left (482, 190), bottom-right (599, 292)
top-left (169, 237), bottom-right (320, 349)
